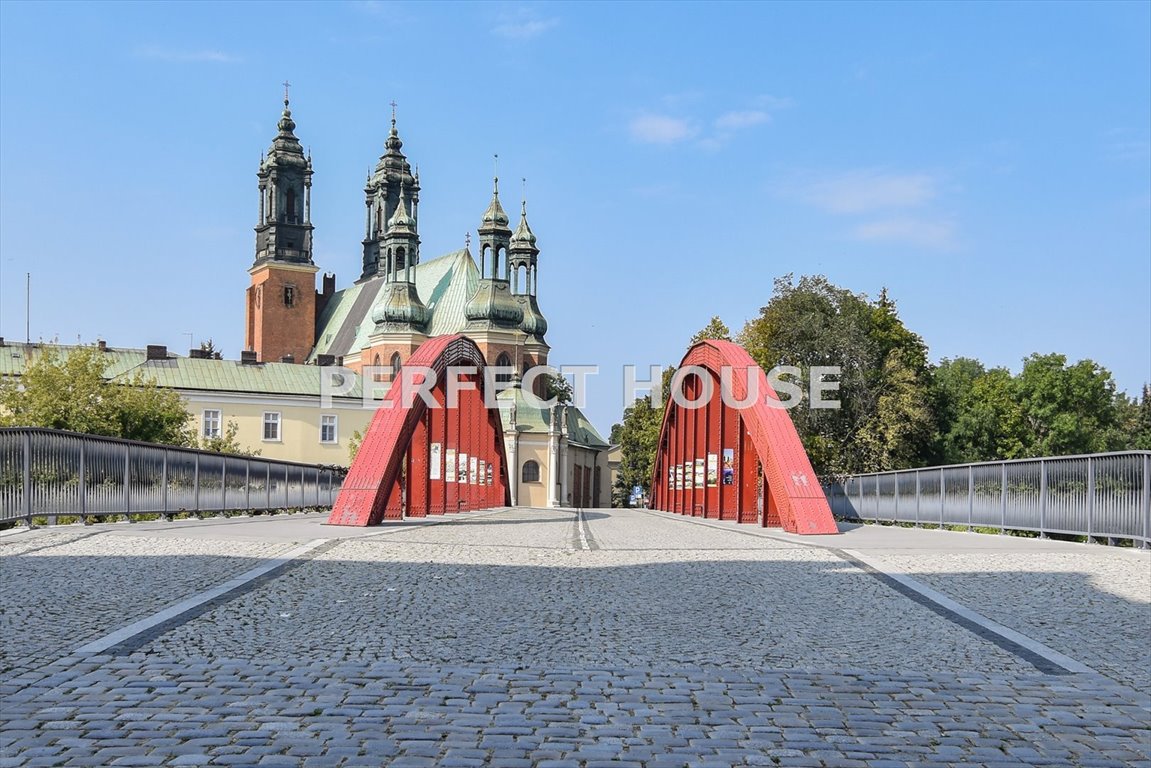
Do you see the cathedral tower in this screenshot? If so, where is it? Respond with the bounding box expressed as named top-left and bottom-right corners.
top-left (361, 108), bottom-right (418, 282)
top-left (245, 88), bottom-right (320, 363)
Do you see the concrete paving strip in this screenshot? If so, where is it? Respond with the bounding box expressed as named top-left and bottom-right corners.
top-left (73, 538), bottom-right (331, 655)
top-left (635, 508), bottom-right (1099, 675)
top-left (841, 548), bottom-right (1097, 675)
top-left (73, 507), bottom-right (514, 655)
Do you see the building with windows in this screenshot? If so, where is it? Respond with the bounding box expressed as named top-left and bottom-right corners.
top-left (240, 94), bottom-right (609, 506)
top-left (1, 95), bottom-right (611, 505)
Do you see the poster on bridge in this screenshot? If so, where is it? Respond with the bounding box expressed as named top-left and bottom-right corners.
top-left (675, 465), bottom-right (683, 490)
top-left (445, 449), bottom-right (457, 482)
top-left (429, 443), bottom-right (442, 481)
top-left (707, 453), bottom-right (718, 487)
top-left (470, 456), bottom-right (478, 485)
top-left (459, 453), bottom-right (469, 484)
top-left (487, 463), bottom-right (494, 486)
top-left (694, 458), bottom-right (704, 488)
top-left (722, 448), bottom-right (734, 485)
top-left (684, 461), bottom-right (693, 490)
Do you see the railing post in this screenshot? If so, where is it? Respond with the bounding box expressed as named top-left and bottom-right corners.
top-left (939, 468), bottom-right (944, 528)
top-left (79, 438), bottom-right (87, 520)
top-left (124, 444), bottom-right (132, 521)
top-left (1086, 456), bottom-right (1095, 544)
top-left (1000, 462), bottom-right (1007, 535)
top-left (161, 449), bottom-right (170, 521)
top-left (967, 465), bottom-right (974, 531)
top-left (22, 431), bottom-right (32, 528)
top-left (914, 469), bottom-right (920, 527)
top-left (193, 453), bottom-right (201, 517)
top-left (245, 459), bottom-right (251, 513)
top-left (1039, 459), bottom-right (1048, 539)
top-left (1141, 453), bottom-right (1150, 550)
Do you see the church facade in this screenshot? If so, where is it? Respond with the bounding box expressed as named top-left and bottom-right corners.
top-left (243, 95), bottom-right (609, 508)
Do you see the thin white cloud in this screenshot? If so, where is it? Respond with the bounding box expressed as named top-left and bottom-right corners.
top-left (853, 217), bottom-right (956, 249)
top-left (134, 45), bottom-right (240, 63)
top-left (629, 114), bottom-right (696, 145)
top-left (492, 9), bottom-right (559, 40)
top-left (714, 110), bottom-right (770, 132)
top-left (799, 169), bottom-right (937, 214)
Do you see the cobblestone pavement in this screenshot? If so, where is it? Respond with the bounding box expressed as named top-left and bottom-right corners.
top-left (1, 508), bottom-right (1148, 767)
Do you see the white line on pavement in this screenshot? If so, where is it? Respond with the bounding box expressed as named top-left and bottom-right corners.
top-left (576, 508), bottom-right (591, 550)
top-left (842, 548), bottom-right (1097, 675)
top-left (74, 538), bottom-right (331, 655)
top-left (72, 507), bottom-right (515, 655)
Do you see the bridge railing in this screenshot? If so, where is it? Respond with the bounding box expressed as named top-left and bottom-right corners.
top-left (823, 451), bottom-right (1151, 546)
top-left (0, 427), bottom-right (347, 526)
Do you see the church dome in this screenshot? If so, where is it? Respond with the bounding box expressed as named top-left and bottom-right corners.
top-left (510, 201), bottom-right (537, 249)
top-left (519, 297), bottom-right (548, 338)
top-left (371, 283), bottom-right (429, 328)
top-left (480, 179), bottom-right (511, 229)
top-left (464, 280), bottom-right (524, 325)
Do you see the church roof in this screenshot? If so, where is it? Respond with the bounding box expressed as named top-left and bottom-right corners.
top-left (495, 387), bottom-right (609, 448)
top-left (0, 343), bottom-right (364, 398)
top-left (309, 248), bottom-right (480, 362)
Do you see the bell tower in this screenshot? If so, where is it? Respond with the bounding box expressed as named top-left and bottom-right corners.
top-left (245, 84), bottom-right (320, 364)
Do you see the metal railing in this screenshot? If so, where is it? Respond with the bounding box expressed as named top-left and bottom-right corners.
top-left (0, 428), bottom-right (347, 525)
top-left (823, 451), bottom-right (1151, 546)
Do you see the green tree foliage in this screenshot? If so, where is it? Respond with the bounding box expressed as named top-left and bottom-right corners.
top-left (198, 420), bottom-right (260, 456)
top-left (1013, 353), bottom-right (1123, 456)
top-left (690, 316), bottom-right (731, 345)
top-left (738, 275), bottom-right (934, 476)
top-left (0, 345), bottom-right (193, 446)
top-left (542, 373), bottom-right (573, 404)
top-left (609, 367), bottom-right (676, 506)
top-left (1133, 384), bottom-right (1151, 450)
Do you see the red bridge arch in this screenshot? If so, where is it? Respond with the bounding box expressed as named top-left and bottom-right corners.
top-left (649, 340), bottom-right (838, 535)
top-left (328, 334), bottom-right (509, 526)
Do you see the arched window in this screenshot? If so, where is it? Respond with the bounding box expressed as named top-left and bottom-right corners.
top-left (390, 352), bottom-right (402, 381)
top-left (373, 353), bottom-right (382, 383)
top-left (396, 247), bottom-right (406, 272)
top-left (495, 352), bottom-right (512, 384)
top-left (286, 189), bottom-right (296, 222)
top-left (521, 460), bottom-right (540, 483)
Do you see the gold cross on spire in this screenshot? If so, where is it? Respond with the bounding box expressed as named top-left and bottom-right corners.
top-left (390, 100), bottom-right (397, 125)
top-left (282, 80), bottom-right (291, 103)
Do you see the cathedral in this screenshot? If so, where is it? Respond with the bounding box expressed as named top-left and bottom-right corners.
top-left (242, 93), bottom-right (609, 507)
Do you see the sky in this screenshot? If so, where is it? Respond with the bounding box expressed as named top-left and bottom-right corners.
top-left (1, 0), bottom-right (1148, 434)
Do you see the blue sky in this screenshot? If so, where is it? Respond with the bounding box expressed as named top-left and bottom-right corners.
top-left (1, 0), bottom-right (1148, 433)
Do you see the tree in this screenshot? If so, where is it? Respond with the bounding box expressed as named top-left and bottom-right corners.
top-left (1133, 384), bottom-right (1151, 450)
top-left (1013, 353), bottom-right (1122, 456)
top-left (738, 275), bottom-right (934, 477)
top-left (199, 420), bottom-right (260, 456)
top-left (609, 367), bottom-right (676, 506)
top-left (0, 345), bottom-right (193, 446)
top-left (690, 316), bottom-right (731, 345)
top-left (542, 373), bottom-right (573, 404)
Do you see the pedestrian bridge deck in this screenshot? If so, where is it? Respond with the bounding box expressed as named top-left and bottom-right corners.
top-left (2, 509), bottom-right (1148, 766)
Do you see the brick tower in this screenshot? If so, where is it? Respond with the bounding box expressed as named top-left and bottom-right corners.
top-left (245, 87), bottom-right (318, 364)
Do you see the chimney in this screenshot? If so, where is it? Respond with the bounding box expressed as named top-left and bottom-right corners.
top-left (240, 350), bottom-right (258, 365)
top-left (189, 348), bottom-right (209, 359)
top-left (315, 354), bottom-right (335, 367)
top-left (281, 354), bottom-right (295, 364)
top-left (97, 339), bottom-right (107, 352)
top-left (146, 344), bottom-right (168, 361)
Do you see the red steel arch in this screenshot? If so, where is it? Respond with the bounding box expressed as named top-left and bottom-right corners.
top-left (328, 334), bottom-right (509, 526)
top-left (649, 340), bottom-right (838, 535)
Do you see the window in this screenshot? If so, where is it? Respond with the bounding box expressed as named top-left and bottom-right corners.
top-left (522, 460), bottom-right (540, 483)
top-left (263, 412), bottom-right (281, 441)
top-left (202, 409), bottom-right (221, 439)
top-left (320, 414), bottom-right (337, 444)
top-left (390, 352), bottom-right (402, 381)
top-left (283, 286), bottom-right (295, 307)
top-left (495, 352), bottom-right (512, 384)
